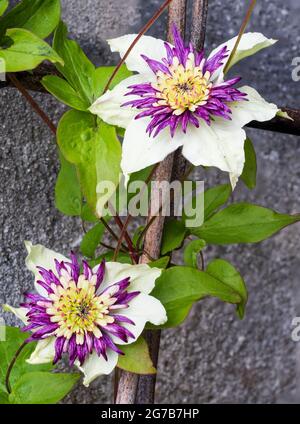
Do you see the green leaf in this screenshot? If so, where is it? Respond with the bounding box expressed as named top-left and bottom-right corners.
top-left (0, 327), bottom-right (52, 393)
top-left (206, 259), bottom-right (248, 319)
top-left (183, 239), bottom-right (206, 268)
top-left (117, 337), bottom-right (156, 375)
top-left (89, 252), bottom-right (131, 268)
top-left (0, 28), bottom-right (63, 72)
top-left (55, 152), bottom-right (82, 216)
top-left (0, 0), bottom-right (60, 39)
top-left (81, 203), bottom-right (98, 223)
top-left (92, 65), bottom-right (132, 98)
top-left (203, 184), bottom-right (232, 220)
top-left (80, 222), bottom-right (105, 258)
top-left (0, 390), bottom-right (9, 404)
top-left (42, 75), bottom-right (89, 111)
top-left (9, 372), bottom-right (79, 404)
top-left (151, 267), bottom-right (242, 328)
top-left (53, 21), bottom-right (95, 104)
top-left (57, 110), bottom-right (121, 215)
top-left (148, 256), bottom-right (170, 269)
top-left (241, 138), bottom-right (257, 190)
top-left (183, 183), bottom-right (231, 227)
top-left (191, 203), bottom-right (300, 244)
top-left (0, 1), bottom-right (8, 17)
top-left (161, 219), bottom-right (187, 255)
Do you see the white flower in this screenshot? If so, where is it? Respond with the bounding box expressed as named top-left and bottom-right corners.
top-left (90, 29), bottom-right (278, 188)
top-left (6, 241), bottom-right (166, 386)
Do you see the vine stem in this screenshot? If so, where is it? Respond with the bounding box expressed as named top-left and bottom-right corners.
top-left (223, 0), bottom-right (257, 74)
top-left (103, 0), bottom-right (173, 94)
top-left (115, 0), bottom-right (189, 405)
top-left (5, 341), bottom-right (27, 394)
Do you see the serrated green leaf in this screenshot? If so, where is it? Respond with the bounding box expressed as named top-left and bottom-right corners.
top-left (241, 138), bottom-right (257, 190)
top-left (191, 203), bottom-right (300, 244)
top-left (42, 75), bottom-right (89, 111)
top-left (0, 0), bottom-right (60, 38)
top-left (57, 110), bottom-right (121, 215)
top-left (206, 259), bottom-right (248, 319)
top-left (53, 21), bottom-right (95, 103)
top-left (0, 1), bottom-right (8, 17)
top-left (0, 28), bottom-right (63, 72)
top-left (9, 371), bottom-right (79, 404)
top-left (55, 152), bottom-right (82, 216)
top-left (117, 337), bottom-right (156, 375)
top-left (183, 239), bottom-right (206, 268)
top-left (161, 219), bottom-right (187, 255)
top-left (92, 65), bottom-right (132, 99)
top-left (80, 222), bottom-right (105, 258)
top-left (0, 327), bottom-right (52, 393)
top-left (151, 267), bottom-right (242, 328)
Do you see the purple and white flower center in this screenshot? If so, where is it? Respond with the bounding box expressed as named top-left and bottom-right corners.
top-left (123, 24), bottom-right (247, 138)
top-left (22, 255), bottom-right (139, 365)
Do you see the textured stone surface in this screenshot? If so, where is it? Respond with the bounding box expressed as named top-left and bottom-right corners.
top-left (1, 0), bottom-right (300, 404)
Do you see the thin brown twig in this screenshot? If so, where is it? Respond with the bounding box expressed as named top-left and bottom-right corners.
top-left (5, 341), bottom-right (27, 394)
top-left (103, 0), bottom-right (173, 94)
top-left (8, 74), bottom-right (57, 135)
top-left (223, 0), bottom-right (257, 74)
top-left (112, 164), bottom-right (159, 262)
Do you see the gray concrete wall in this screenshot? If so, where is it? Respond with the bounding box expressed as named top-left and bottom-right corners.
top-left (1, 0), bottom-right (300, 403)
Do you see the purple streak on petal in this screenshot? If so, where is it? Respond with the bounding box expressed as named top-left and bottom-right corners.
top-left (77, 343), bottom-right (88, 365)
top-left (101, 333), bottom-right (124, 355)
top-left (85, 332), bottom-right (94, 354)
top-left (68, 335), bottom-right (77, 366)
top-left (203, 46), bottom-right (229, 75)
top-left (116, 291), bottom-right (140, 306)
top-left (82, 260), bottom-right (92, 281)
top-left (104, 323), bottom-right (135, 343)
top-left (53, 336), bottom-right (65, 364)
top-left (70, 251), bottom-right (80, 283)
top-left (141, 54), bottom-right (170, 75)
top-left (95, 259), bottom-right (106, 291)
top-left (31, 324), bottom-right (58, 339)
top-left (164, 42), bottom-right (174, 65)
top-left (112, 315), bottom-right (136, 325)
top-left (94, 336), bottom-right (107, 360)
top-left (36, 280), bottom-right (54, 294)
top-left (172, 23), bottom-right (186, 64)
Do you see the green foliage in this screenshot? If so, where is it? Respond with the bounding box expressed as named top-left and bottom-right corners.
top-left (183, 239), bottom-right (206, 268)
top-left (81, 203), bottom-right (98, 222)
top-left (42, 75), bottom-right (89, 111)
top-left (92, 65), bottom-right (132, 98)
top-left (161, 219), bottom-right (187, 255)
top-left (80, 222), bottom-right (105, 258)
top-left (0, 327), bottom-right (78, 404)
top-left (206, 259), bottom-right (248, 319)
top-left (57, 110), bottom-right (121, 215)
top-left (191, 203), bottom-right (300, 244)
top-left (183, 183), bottom-right (231, 227)
top-left (241, 138), bottom-right (257, 190)
top-left (0, 1), bottom-right (8, 17)
top-left (148, 256), bottom-right (170, 269)
top-left (0, 28), bottom-right (63, 72)
top-left (53, 21), bottom-right (95, 104)
top-left (55, 152), bottom-right (82, 216)
top-left (0, 0), bottom-right (60, 39)
top-left (117, 337), bottom-right (156, 375)
top-left (9, 372), bottom-right (79, 404)
top-left (151, 266), bottom-right (243, 328)
top-left (0, 327), bottom-right (51, 393)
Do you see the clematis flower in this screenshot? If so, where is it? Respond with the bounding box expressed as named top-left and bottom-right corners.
top-left (90, 26), bottom-right (279, 188)
top-left (5, 242), bottom-right (166, 386)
